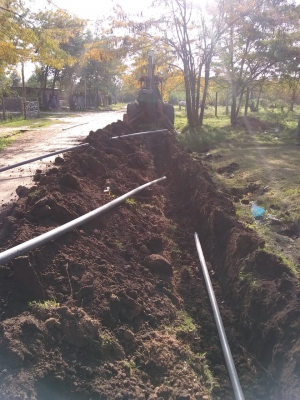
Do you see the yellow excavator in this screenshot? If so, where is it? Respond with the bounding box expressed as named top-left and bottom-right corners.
top-left (124, 50), bottom-right (175, 133)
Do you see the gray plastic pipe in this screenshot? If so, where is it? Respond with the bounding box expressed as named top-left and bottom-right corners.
top-left (111, 129), bottom-right (168, 139)
top-left (194, 233), bottom-right (245, 400)
top-left (0, 143), bottom-right (88, 173)
top-left (62, 122), bottom-right (89, 131)
top-left (0, 176), bottom-right (166, 266)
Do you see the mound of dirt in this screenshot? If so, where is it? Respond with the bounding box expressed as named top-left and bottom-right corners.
top-left (217, 162), bottom-right (239, 174)
top-left (0, 121), bottom-right (299, 399)
top-left (235, 116), bottom-right (274, 132)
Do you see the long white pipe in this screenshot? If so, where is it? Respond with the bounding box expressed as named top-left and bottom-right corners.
top-left (0, 176), bottom-right (166, 265)
top-left (194, 233), bottom-right (245, 400)
top-left (111, 129), bottom-right (168, 139)
top-left (0, 143), bottom-right (88, 173)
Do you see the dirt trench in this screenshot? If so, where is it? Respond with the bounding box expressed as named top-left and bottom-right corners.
top-left (0, 121), bottom-right (299, 400)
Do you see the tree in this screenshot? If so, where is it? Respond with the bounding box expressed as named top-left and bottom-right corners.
top-left (112, 0), bottom-right (244, 128)
top-left (0, 2), bottom-right (89, 113)
top-left (31, 9), bottom-right (87, 109)
top-left (275, 43), bottom-right (300, 111)
top-left (0, 0), bottom-right (30, 73)
top-left (117, 35), bottom-right (184, 104)
top-left (0, 74), bottom-right (13, 120)
top-left (10, 69), bottom-right (21, 86)
top-left (216, 0), bottom-right (300, 124)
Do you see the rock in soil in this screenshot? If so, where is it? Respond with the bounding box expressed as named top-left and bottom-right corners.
top-left (123, 328), bottom-right (135, 341)
top-left (16, 185), bottom-right (30, 197)
top-left (144, 254), bottom-right (173, 276)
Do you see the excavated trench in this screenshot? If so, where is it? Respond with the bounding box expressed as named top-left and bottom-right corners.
top-left (0, 121), bottom-right (299, 400)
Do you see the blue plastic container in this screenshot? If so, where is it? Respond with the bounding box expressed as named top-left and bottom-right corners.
top-left (251, 203), bottom-right (265, 219)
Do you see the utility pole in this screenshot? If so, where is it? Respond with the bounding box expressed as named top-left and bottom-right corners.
top-left (21, 62), bottom-right (27, 119)
top-left (84, 74), bottom-right (87, 110)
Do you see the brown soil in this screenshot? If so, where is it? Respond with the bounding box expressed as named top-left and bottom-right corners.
top-left (0, 120), bottom-right (299, 399)
top-left (234, 116), bottom-right (274, 132)
top-left (216, 162), bottom-right (239, 175)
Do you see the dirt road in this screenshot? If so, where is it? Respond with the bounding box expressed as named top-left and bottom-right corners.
top-left (0, 111), bottom-right (124, 206)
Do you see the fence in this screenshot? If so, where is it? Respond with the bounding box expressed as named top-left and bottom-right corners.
top-left (25, 100), bottom-right (39, 118)
top-left (0, 98), bottom-right (40, 120)
top-left (0, 97), bottom-right (22, 119)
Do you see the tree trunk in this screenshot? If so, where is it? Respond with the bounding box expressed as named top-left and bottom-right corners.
top-left (20, 97), bottom-right (24, 117)
top-left (189, 70), bottom-right (196, 125)
top-left (237, 89), bottom-right (244, 116)
top-left (225, 89), bottom-right (229, 115)
top-left (231, 85), bottom-right (238, 125)
top-left (199, 62), bottom-right (210, 126)
top-left (290, 87), bottom-right (296, 111)
top-left (244, 87), bottom-right (250, 116)
top-left (256, 86), bottom-right (262, 111)
top-left (195, 63), bottom-right (202, 122)
top-left (48, 69), bottom-right (60, 109)
top-left (51, 70), bottom-right (58, 96)
top-left (215, 92), bottom-right (218, 117)
top-left (184, 68), bottom-right (193, 128)
top-left (42, 66), bottom-right (49, 110)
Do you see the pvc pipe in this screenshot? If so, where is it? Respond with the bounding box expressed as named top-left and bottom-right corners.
top-left (194, 233), bottom-right (245, 400)
top-left (62, 122), bottom-right (89, 131)
top-left (0, 176), bottom-right (166, 265)
top-left (111, 129), bottom-right (168, 139)
top-left (0, 143), bottom-right (88, 173)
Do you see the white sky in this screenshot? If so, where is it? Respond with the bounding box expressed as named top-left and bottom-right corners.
top-left (30, 0), bottom-right (153, 21)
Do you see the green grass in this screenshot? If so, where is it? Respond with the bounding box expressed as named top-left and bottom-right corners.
top-left (239, 265), bottom-right (257, 289)
top-left (125, 197), bottom-right (137, 205)
top-left (174, 105), bottom-right (188, 132)
top-left (186, 351), bottom-right (218, 397)
top-left (101, 334), bottom-right (114, 345)
top-left (180, 105), bottom-right (300, 278)
top-left (202, 359), bottom-right (217, 397)
top-left (115, 240), bottom-right (124, 250)
top-left (176, 105), bottom-right (300, 151)
top-left (98, 103), bottom-right (127, 112)
top-left (173, 310), bottom-right (196, 334)
top-left (29, 299), bottom-right (60, 309)
top-left (27, 189), bottom-right (40, 198)
top-left (276, 252), bottom-right (300, 280)
top-left (173, 103), bottom-right (300, 278)
top-left (0, 134), bottom-right (19, 151)
top-left (39, 112), bottom-right (80, 119)
top-left (0, 117), bottom-right (32, 128)
top-left (0, 111), bottom-right (82, 131)
top-left (124, 360), bottom-right (138, 376)
top-left (1, 115), bottom-right (66, 129)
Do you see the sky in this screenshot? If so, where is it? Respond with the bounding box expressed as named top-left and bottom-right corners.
top-left (30, 0), bottom-right (153, 21)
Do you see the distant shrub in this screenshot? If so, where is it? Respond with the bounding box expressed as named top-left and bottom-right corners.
top-left (168, 93), bottom-right (179, 105)
top-left (178, 126), bottom-right (211, 152)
